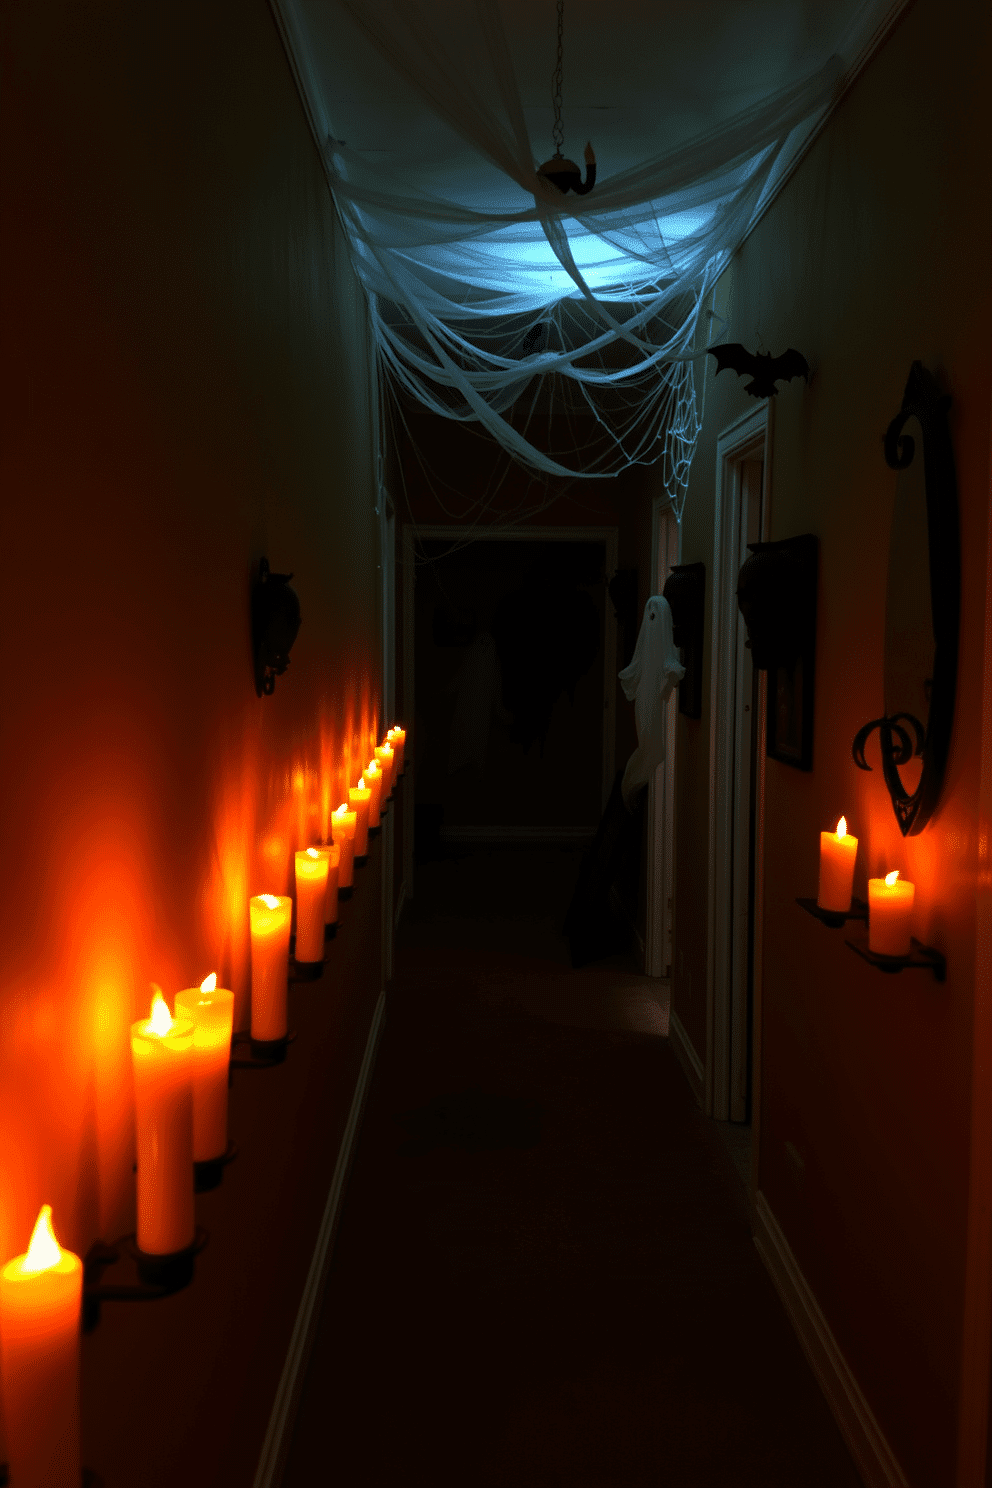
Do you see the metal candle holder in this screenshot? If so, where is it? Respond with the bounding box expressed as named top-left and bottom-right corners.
top-left (230, 1029), bottom-right (297, 1069)
top-left (82, 1228), bottom-right (208, 1332)
top-left (194, 1139), bottom-right (238, 1194)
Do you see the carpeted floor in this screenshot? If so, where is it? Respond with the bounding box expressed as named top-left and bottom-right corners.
top-left (283, 845), bottom-right (862, 1487)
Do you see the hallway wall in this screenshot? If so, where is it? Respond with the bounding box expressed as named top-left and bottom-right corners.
top-left (3, 2), bottom-right (382, 1482)
top-left (671, 0), bottom-right (992, 1482)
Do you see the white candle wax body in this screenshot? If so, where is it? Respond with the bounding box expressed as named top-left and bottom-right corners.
top-left (249, 895), bottom-right (293, 1041)
top-left (375, 743), bottom-right (395, 799)
top-left (0, 1216), bottom-right (82, 1488)
top-left (331, 808), bottom-right (357, 888)
top-left (868, 877), bottom-right (916, 956)
top-left (818, 830), bottom-right (858, 912)
top-left (388, 728), bottom-right (406, 774)
top-left (364, 763), bottom-right (383, 821)
top-left (295, 850), bottom-right (329, 963)
top-left (349, 786), bottom-right (371, 856)
top-left (316, 844), bottom-right (340, 924)
top-left (131, 1014), bottom-right (195, 1254)
top-left (175, 985), bottom-right (235, 1162)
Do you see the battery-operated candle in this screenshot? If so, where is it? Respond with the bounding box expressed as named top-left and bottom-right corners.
top-left (295, 847), bottom-right (329, 964)
top-left (364, 760), bottom-right (383, 822)
top-left (249, 893), bottom-right (292, 1044)
top-left (818, 815), bottom-right (858, 913)
top-left (315, 843), bottom-right (340, 926)
top-left (388, 726), bottom-right (406, 774)
top-left (332, 803), bottom-right (357, 889)
top-left (349, 778), bottom-right (371, 857)
top-left (868, 870), bottom-right (916, 956)
top-left (175, 973), bottom-right (235, 1162)
top-left (375, 742), bottom-right (395, 799)
top-left (131, 989), bottom-right (195, 1256)
top-left (0, 1204), bottom-right (82, 1488)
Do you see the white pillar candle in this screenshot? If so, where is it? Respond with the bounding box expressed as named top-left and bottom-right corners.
top-left (818, 815), bottom-right (858, 912)
top-left (388, 727), bottom-right (406, 774)
top-left (0, 1205), bottom-right (82, 1488)
top-left (868, 870), bottom-right (915, 956)
top-left (364, 760), bottom-right (383, 821)
top-left (131, 990), bottom-right (195, 1255)
top-left (249, 894), bottom-right (292, 1041)
top-left (315, 843), bottom-right (340, 925)
top-left (175, 973), bottom-right (235, 1162)
top-left (375, 742), bottom-right (395, 799)
top-left (331, 803), bottom-right (357, 888)
top-left (349, 780), bottom-right (371, 856)
top-left (295, 848), bottom-right (329, 963)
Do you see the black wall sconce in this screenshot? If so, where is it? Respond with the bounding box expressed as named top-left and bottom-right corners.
top-left (851, 361), bottom-right (959, 836)
top-left (737, 534), bottom-right (818, 770)
top-left (663, 562), bottom-right (705, 719)
top-left (251, 558), bottom-right (301, 697)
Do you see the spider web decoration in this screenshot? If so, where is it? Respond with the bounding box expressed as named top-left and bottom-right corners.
top-left (271, 0), bottom-right (908, 517)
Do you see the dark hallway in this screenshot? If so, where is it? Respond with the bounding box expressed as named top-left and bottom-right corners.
top-left (283, 846), bottom-right (861, 1486)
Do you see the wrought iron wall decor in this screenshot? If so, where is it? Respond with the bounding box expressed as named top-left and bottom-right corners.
top-left (251, 558), bottom-right (301, 697)
top-left (662, 561), bottom-right (705, 719)
top-left (852, 361), bottom-right (960, 835)
top-left (736, 533), bottom-right (817, 770)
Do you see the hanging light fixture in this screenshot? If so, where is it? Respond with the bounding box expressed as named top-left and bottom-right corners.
top-left (537, 0), bottom-right (596, 196)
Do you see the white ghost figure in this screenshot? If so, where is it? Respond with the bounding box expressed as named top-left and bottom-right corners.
top-left (618, 595), bottom-right (685, 804)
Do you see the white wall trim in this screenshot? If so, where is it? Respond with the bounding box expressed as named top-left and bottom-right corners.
top-left (252, 987), bottom-right (387, 1488)
top-left (706, 404), bottom-right (771, 1119)
top-left (668, 1009), bottom-right (705, 1107)
top-left (753, 1192), bottom-right (909, 1488)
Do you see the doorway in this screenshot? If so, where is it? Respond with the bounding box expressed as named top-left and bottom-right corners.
top-left (708, 408), bottom-right (769, 1131)
top-left (646, 500), bottom-right (680, 979)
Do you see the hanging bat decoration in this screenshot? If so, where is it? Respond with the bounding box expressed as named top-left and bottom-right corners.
top-left (706, 343), bottom-right (810, 399)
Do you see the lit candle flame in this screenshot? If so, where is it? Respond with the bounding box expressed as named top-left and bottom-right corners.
top-left (335, 803), bottom-right (347, 818)
top-left (355, 778), bottom-right (364, 791)
top-left (885, 870), bottom-right (900, 886)
top-left (260, 893), bottom-right (280, 909)
top-left (836, 816), bottom-right (847, 839)
top-left (22, 1205), bottom-right (62, 1274)
top-left (149, 987), bottom-right (173, 1036)
top-left (200, 972), bottom-right (217, 993)
top-left (307, 847), bottom-right (319, 858)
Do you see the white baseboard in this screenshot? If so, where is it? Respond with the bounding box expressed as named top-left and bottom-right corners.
top-left (438, 824), bottom-right (595, 844)
top-left (252, 987), bottom-right (387, 1488)
top-left (753, 1192), bottom-right (908, 1488)
top-left (668, 1009), bottom-right (705, 1106)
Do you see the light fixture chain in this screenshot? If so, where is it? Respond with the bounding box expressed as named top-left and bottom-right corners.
top-left (551, 0), bottom-right (564, 153)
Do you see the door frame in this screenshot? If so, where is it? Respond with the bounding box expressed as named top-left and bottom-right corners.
top-left (401, 523), bottom-right (619, 884)
top-left (646, 499), bottom-right (682, 978)
top-left (706, 405), bottom-right (771, 1130)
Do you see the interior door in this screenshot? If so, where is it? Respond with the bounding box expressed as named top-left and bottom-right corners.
top-left (729, 458), bottom-right (763, 1122)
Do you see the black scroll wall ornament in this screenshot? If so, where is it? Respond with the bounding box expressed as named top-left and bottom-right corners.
top-left (707, 343), bottom-right (810, 399)
top-left (251, 558), bottom-right (302, 697)
top-left (852, 362), bottom-right (960, 836)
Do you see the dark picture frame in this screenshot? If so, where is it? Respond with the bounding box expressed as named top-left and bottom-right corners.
top-left (767, 651), bottom-right (814, 770)
top-left (736, 533), bottom-right (818, 773)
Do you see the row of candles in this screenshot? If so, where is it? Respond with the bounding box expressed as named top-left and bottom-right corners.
top-left (818, 815), bottom-right (915, 956)
top-left (0, 728), bottom-right (405, 1487)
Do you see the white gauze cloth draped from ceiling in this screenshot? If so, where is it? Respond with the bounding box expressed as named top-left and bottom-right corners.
top-left (270, 0), bottom-right (908, 509)
top-left (618, 596), bottom-right (684, 804)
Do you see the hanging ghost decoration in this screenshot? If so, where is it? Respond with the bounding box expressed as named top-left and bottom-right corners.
top-left (618, 595), bottom-right (685, 804)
